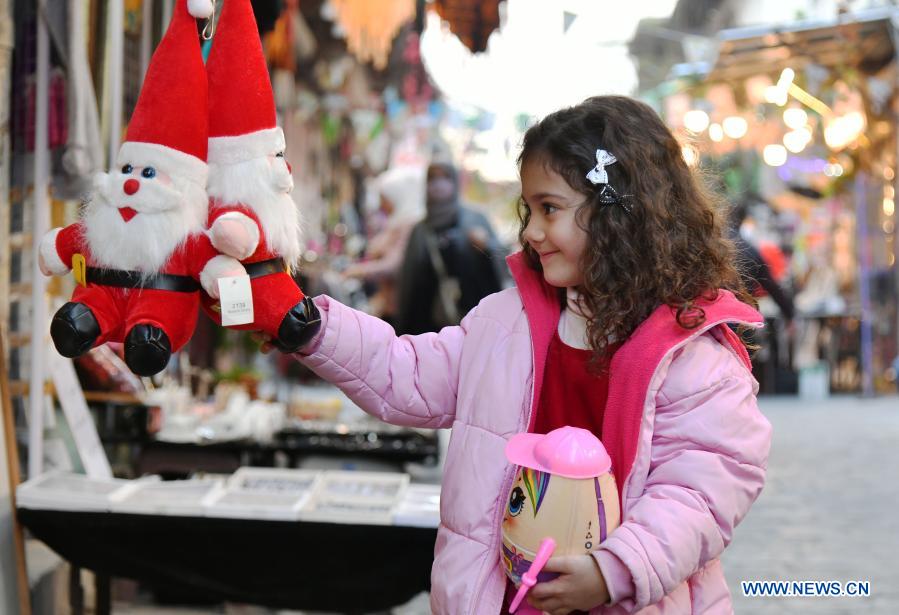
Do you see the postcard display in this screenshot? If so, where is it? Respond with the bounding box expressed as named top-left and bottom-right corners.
top-left (17, 468), bottom-right (439, 527)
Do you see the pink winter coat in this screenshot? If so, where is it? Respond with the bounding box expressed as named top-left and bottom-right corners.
top-left (296, 252), bottom-right (772, 614)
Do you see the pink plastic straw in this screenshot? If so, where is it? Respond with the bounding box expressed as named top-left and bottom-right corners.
top-left (509, 537), bottom-right (557, 613)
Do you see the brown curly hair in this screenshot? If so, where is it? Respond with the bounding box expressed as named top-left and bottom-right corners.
top-left (517, 96), bottom-right (755, 367)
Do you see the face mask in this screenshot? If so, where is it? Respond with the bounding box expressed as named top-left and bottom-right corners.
top-left (427, 177), bottom-right (456, 203)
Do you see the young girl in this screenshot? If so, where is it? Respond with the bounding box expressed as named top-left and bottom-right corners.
top-left (288, 96), bottom-right (772, 614)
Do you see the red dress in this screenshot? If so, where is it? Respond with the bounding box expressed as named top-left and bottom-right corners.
top-left (533, 330), bottom-right (616, 435)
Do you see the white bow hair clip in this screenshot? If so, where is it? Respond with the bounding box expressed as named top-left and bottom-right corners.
top-left (585, 149), bottom-right (618, 185)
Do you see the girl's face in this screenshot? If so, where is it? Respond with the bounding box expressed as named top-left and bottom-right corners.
top-left (521, 158), bottom-right (589, 288)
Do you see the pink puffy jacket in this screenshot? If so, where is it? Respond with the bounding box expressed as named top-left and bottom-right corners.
top-left (296, 252), bottom-right (772, 614)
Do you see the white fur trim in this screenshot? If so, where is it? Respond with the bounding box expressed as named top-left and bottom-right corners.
top-left (187, 0), bottom-right (213, 18)
top-left (40, 228), bottom-right (70, 275)
top-left (200, 255), bottom-right (247, 298)
top-left (208, 127), bottom-right (285, 165)
top-left (210, 212), bottom-right (260, 260)
top-left (117, 141), bottom-right (208, 187)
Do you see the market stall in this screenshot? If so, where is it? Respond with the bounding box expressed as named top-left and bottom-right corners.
top-left (657, 7), bottom-right (899, 395)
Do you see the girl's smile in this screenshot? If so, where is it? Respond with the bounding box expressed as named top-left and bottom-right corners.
top-left (521, 158), bottom-right (589, 288)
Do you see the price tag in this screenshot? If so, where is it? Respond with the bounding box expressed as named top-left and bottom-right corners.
top-left (218, 275), bottom-right (254, 326)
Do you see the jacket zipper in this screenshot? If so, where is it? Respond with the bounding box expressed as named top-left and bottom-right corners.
top-left (470, 334), bottom-right (538, 613)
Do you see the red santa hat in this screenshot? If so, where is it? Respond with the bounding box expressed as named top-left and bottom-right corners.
top-left (206, 0), bottom-right (285, 165)
top-left (117, 0), bottom-right (213, 187)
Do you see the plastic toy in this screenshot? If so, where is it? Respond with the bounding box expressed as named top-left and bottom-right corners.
top-left (501, 426), bottom-right (621, 604)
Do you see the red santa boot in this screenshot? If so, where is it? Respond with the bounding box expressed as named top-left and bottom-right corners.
top-left (203, 0), bottom-right (320, 352)
top-left (39, 0), bottom-right (243, 376)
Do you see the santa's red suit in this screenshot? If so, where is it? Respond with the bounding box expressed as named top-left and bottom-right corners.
top-left (49, 222), bottom-right (219, 354)
top-left (202, 202), bottom-right (305, 334)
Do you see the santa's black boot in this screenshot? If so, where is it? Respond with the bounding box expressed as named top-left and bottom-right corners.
top-left (124, 324), bottom-right (172, 376)
top-left (273, 297), bottom-right (322, 353)
top-left (50, 302), bottom-right (100, 358)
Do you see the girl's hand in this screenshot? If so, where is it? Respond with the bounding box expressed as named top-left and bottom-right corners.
top-left (527, 554), bottom-right (610, 615)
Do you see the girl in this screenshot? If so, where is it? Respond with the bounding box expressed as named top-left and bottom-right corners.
top-left (288, 96), bottom-right (772, 614)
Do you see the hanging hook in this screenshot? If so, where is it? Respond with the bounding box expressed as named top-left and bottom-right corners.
top-left (201, 0), bottom-right (217, 40)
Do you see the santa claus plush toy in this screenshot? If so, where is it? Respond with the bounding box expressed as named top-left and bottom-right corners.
top-left (39, 0), bottom-right (244, 377)
top-left (201, 0), bottom-right (320, 352)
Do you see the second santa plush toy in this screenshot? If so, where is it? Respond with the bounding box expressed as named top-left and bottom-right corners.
top-left (201, 0), bottom-right (320, 352)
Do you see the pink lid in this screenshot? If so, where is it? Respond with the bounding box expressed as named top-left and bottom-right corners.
top-left (505, 426), bottom-right (611, 479)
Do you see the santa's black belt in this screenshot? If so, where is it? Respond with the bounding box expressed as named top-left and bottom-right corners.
top-left (86, 267), bottom-right (201, 292)
top-left (244, 258), bottom-right (287, 279)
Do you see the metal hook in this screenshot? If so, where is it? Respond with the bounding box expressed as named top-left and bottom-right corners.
top-left (201, 1), bottom-right (217, 40)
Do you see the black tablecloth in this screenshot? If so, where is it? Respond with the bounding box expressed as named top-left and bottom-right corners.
top-left (18, 508), bottom-right (436, 612)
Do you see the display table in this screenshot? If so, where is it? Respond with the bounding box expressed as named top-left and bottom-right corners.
top-left (16, 470), bottom-right (441, 613)
top-left (18, 507), bottom-right (436, 613)
top-left (137, 426), bottom-right (439, 478)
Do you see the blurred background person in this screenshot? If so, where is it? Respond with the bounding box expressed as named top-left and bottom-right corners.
top-left (394, 158), bottom-right (508, 334)
top-left (729, 198), bottom-right (795, 394)
top-left (730, 198), bottom-right (795, 322)
top-left (343, 166), bottom-right (425, 327)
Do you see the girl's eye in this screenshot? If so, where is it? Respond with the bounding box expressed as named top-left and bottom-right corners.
top-left (508, 487), bottom-right (526, 516)
top-left (141, 167), bottom-right (157, 179)
top-left (542, 203), bottom-right (558, 215)
top-left (121, 164), bottom-right (133, 174)
top-left (275, 152), bottom-right (285, 158)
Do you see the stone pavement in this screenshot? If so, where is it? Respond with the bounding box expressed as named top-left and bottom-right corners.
top-left (723, 395), bottom-right (899, 614)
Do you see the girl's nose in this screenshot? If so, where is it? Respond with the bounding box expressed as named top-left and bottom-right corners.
top-left (124, 179), bottom-right (140, 195)
top-left (523, 223), bottom-right (544, 245)
top-left (286, 161), bottom-right (292, 173)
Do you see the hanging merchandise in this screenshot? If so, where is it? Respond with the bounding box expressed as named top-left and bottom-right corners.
top-left (24, 68), bottom-right (67, 152)
top-left (62, 0), bottom-right (104, 188)
top-left (38, 0), bottom-right (244, 377)
top-left (432, 0), bottom-right (502, 53)
top-left (203, 0), bottom-right (321, 353)
top-left (326, 0), bottom-right (416, 70)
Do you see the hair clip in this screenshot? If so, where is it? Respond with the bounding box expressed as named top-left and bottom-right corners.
top-left (596, 184), bottom-right (633, 214)
top-left (586, 149), bottom-right (617, 185)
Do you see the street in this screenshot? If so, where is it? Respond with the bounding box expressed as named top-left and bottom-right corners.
top-left (724, 395), bottom-right (899, 614)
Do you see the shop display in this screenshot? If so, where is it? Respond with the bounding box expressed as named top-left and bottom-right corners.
top-left (19, 467), bottom-right (429, 529)
top-left (37, 0), bottom-right (241, 377)
top-left (203, 467), bottom-right (322, 521)
top-left (302, 470), bottom-right (409, 525)
top-left (16, 471), bottom-right (155, 512)
top-left (201, 0), bottom-right (320, 353)
top-left (110, 476), bottom-right (222, 516)
top-left (501, 427), bottom-right (620, 586)
top-left (392, 483), bottom-right (441, 528)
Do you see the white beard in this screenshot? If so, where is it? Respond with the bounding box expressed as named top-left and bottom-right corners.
top-left (83, 171), bottom-right (207, 274)
top-left (207, 156), bottom-right (302, 268)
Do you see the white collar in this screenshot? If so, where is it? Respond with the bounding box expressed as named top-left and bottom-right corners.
top-left (558, 288), bottom-right (591, 349)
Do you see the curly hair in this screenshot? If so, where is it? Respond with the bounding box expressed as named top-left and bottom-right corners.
top-left (517, 95), bottom-right (755, 367)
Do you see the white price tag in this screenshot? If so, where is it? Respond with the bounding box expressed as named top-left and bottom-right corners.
top-left (218, 275), bottom-right (255, 326)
